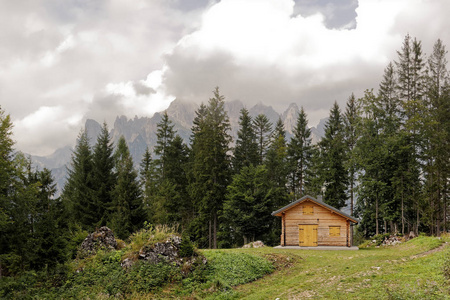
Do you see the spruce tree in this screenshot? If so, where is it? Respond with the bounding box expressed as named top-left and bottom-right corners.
top-left (188, 87), bottom-right (231, 249)
top-left (253, 114), bottom-right (272, 164)
top-left (233, 108), bottom-right (259, 173)
top-left (424, 39), bottom-right (450, 234)
top-left (91, 122), bottom-right (116, 227)
top-left (319, 102), bottom-right (348, 209)
top-left (154, 111), bottom-right (175, 180)
top-left (343, 94), bottom-right (359, 216)
top-left (265, 117), bottom-right (289, 208)
top-left (287, 107), bottom-right (313, 200)
top-left (110, 136), bottom-right (144, 239)
top-left (62, 129), bottom-right (96, 230)
top-left (223, 165), bottom-right (277, 245)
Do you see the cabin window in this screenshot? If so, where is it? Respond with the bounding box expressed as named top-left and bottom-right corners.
top-left (329, 226), bottom-right (340, 236)
top-left (303, 205), bottom-right (314, 215)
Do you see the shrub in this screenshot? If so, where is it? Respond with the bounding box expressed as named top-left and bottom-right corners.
top-left (179, 236), bottom-right (195, 257)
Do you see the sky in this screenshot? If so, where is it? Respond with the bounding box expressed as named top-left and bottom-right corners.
top-left (1, 0), bottom-right (449, 156)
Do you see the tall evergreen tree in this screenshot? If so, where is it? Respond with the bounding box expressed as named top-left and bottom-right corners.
top-left (188, 87), bottom-right (231, 249)
top-left (91, 122), bottom-right (116, 227)
top-left (109, 136), bottom-right (145, 239)
top-left (253, 114), bottom-right (272, 164)
top-left (343, 93), bottom-right (359, 216)
top-left (223, 165), bottom-right (278, 245)
top-left (154, 111), bottom-right (175, 180)
top-left (424, 39), bottom-right (450, 234)
top-left (319, 102), bottom-right (348, 209)
top-left (164, 135), bottom-right (190, 225)
top-left (232, 108), bottom-right (259, 173)
top-left (265, 118), bottom-right (289, 208)
top-left (396, 35), bottom-right (427, 234)
top-left (287, 107), bottom-right (313, 200)
top-left (62, 130), bottom-right (96, 230)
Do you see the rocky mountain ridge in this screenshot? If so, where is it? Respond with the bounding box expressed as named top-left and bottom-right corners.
top-left (31, 99), bottom-right (327, 194)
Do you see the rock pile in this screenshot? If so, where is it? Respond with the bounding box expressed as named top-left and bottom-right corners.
top-left (79, 226), bottom-right (118, 258)
top-left (382, 235), bottom-right (403, 246)
top-left (242, 240), bottom-right (265, 248)
top-left (139, 235), bottom-right (182, 264)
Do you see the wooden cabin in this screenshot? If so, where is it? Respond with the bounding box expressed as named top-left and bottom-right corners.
top-left (272, 195), bottom-right (358, 247)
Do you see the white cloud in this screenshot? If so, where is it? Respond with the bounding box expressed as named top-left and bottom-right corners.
top-left (1, 0), bottom-right (450, 156)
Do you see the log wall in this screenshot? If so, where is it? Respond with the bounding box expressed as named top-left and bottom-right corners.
top-left (282, 200), bottom-right (350, 246)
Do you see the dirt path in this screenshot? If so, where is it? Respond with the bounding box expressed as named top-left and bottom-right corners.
top-left (410, 241), bottom-right (449, 259)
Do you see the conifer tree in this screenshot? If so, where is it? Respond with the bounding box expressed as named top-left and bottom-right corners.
top-left (154, 111), bottom-right (175, 180)
top-left (233, 108), bottom-right (259, 173)
top-left (62, 130), bottom-right (96, 230)
top-left (395, 35), bottom-right (426, 234)
top-left (110, 136), bottom-right (144, 239)
top-left (188, 88), bottom-right (231, 249)
top-left (91, 122), bottom-right (116, 227)
top-left (343, 94), bottom-right (359, 216)
top-left (319, 102), bottom-right (348, 209)
top-left (424, 39), bottom-right (450, 234)
top-left (253, 114), bottom-right (272, 164)
top-left (223, 165), bottom-right (277, 245)
top-left (287, 107), bottom-right (313, 200)
top-left (265, 117), bottom-right (289, 208)
top-left (164, 135), bottom-right (190, 225)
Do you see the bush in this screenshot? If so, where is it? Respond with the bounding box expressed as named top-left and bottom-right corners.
top-left (179, 236), bottom-right (195, 257)
top-left (128, 261), bottom-right (176, 293)
top-left (204, 251), bottom-right (274, 287)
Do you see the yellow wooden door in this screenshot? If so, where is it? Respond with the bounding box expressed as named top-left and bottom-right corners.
top-left (299, 225), bottom-right (318, 247)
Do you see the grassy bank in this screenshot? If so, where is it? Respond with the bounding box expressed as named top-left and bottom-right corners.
top-left (1, 235), bottom-right (449, 299)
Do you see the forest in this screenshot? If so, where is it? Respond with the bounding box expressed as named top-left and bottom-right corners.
top-left (0, 34), bottom-right (449, 276)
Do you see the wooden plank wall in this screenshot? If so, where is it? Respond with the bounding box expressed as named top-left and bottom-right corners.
top-left (283, 200), bottom-right (349, 246)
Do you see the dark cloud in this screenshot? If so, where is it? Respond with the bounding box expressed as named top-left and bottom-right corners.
top-left (133, 82), bottom-right (156, 96)
top-left (294, 0), bottom-right (358, 29)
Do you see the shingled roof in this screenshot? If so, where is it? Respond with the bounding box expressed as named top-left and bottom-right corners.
top-left (271, 195), bottom-right (359, 223)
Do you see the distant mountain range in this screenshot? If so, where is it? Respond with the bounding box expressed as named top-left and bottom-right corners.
top-left (31, 99), bottom-right (327, 195)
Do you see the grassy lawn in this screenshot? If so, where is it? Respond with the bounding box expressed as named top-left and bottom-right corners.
top-left (201, 236), bottom-right (450, 300)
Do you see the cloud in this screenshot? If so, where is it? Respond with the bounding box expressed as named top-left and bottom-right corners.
top-left (161, 0), bottom-right (450, 122)
top-left (2, 0), bottom-right (450, 155)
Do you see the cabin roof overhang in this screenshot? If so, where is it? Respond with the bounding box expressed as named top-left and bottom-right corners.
top-left (271, 195), bottom-right (359, 224)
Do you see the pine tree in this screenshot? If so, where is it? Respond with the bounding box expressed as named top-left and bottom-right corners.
top-left (343, 94), bottom-right (359, 216)
top-left (232, 108), bottom-right (259, 173)
top-left (265, 118), bottom-right (289, 208)
top-left (91, 122), bottom-right (116, 227)
top-left (396, 35), bottom-right (427, 234)
top-left (62, 129), bottom-right (96, 230)
top-left (188, 87), bottom-right (231, 249)
top-left (164, 135), bottom-right (190, 225)
top-left (223, 165), bottom-right (277, 246)
top-left (287, 107), bottom-right (314, 200)
top-left (253, 114), bottom-right (272, 164)
top-left (424, 39), bottom-right (450, 234)
top-left (154, 111), bottom-right (175, 180)
top-left (319, 102), bottom-right (348, 209)
top-left (109, 136), bottom-right (145, 239)
top-left (0, 106), bottom-right (14, 230)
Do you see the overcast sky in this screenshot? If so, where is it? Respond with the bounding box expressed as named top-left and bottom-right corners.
top-left (1, 0), bottom-right (449, 156)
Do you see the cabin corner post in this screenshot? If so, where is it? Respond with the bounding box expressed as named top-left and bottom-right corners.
top-left (347, 220), bottom-right (350, 247)
top-left (282, 212), bottom-right (286, 246)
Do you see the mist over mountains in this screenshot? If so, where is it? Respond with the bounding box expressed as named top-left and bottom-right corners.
top-left (31, 99), bottom-right (327, 194)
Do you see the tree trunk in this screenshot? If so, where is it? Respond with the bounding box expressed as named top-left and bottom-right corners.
top-left (213, 212), bottom-right (217, 249)
top-left (376, 192), bottom-right (379, 236)
top-left (208, 218), bottom-right (212, 249)
top-left (401, 175), bottom-right (405, 235)
top-left (350, 179), bottom-right (354, 216)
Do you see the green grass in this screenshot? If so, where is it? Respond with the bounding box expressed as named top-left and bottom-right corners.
top-left (226, 236), bottom-right (450, 300)
top-left (1, 235), bottom-right (449, 299)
